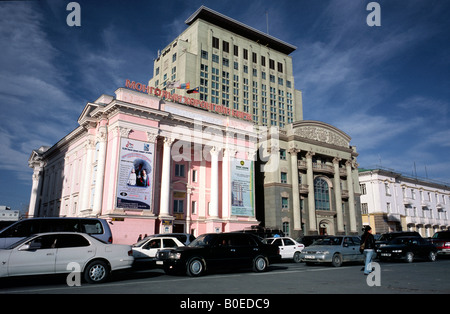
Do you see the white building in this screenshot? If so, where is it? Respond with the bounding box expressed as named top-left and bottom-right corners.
top-left (359, 168), bottom-right (450, 236)
top-left (0, 206), bottom-right (19, 224)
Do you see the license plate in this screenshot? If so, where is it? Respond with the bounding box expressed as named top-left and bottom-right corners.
top-left (305, 255), bottom-right (316, 259)
top-left (381, 253), bottom-right (391, 257)
top-left (156, 261), bottom-right (163, 265)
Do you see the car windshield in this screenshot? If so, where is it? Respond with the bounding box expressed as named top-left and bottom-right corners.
top-left (314, 237), bottom-right (343, 245)
top-left (5, 236), bottom-right (33, 250)
top-left (133, 236), bottom-right (153, 247)
top-left (378, 234), bottom-right (393, 242)
top-left (188, 234), bottom-right (216, 247)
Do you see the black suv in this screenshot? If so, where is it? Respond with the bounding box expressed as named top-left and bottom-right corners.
top-left (157, 232), bottom-right (281, 277)
top-left (376, 231), bottom-right (421, 249)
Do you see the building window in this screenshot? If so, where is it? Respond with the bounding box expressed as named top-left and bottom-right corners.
top-left (361, 203), bottom-right (368, 215)
top-left (385, 183), bottom-right (391, 196)
top-left (233, 45), bottom-right (239, 56)
top-left (281, 172), bottom-right (287, 184)
top-left (212, 36), bottom-right (219, 49)
top-left (223, 40), bottom-right (229, 53)
top-left (173, 199), bottom-right (184, 213)
top-left (175, 164), bottom-right (185, 177)
top-left (314, 178), bottom-right (330, 211)
top-left (277, 62), bottom-right (283, 73)
top-left (223, 58), bottom-right (229, 67)
top-left (269, 59), bottom-right (275, 70)
top-left (279, 149), bottom-right (286, 160)
top-left (360, 183), bottom-right (367, 195)
top-left (243, 49), bottom-right (248, 60)
top-left (191, 201), bottom-right (197, 214)
top-left (192, 170), bottom-right (197, 182)
top-left (282, 197), bottom-right (288, 209)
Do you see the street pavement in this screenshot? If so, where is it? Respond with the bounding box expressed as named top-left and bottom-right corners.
top-left (1, 258), bottom-right (449, 295)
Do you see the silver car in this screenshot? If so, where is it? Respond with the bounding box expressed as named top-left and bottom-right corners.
top-left (0, 232), bottom-right (134, 283)
top-left (299, 236), bottom-right (364, 267)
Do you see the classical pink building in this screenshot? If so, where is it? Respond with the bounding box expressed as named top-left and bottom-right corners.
top-left (28, 86), bottom-right (260, 244)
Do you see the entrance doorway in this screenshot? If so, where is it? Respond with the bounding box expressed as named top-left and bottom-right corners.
top-left (318, 220), bottom-right (333, 235)
top-left (173, 223), bottom-right (185, 233)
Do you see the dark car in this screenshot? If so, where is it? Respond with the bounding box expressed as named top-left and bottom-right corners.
top-left (430, 231), bottom-right (450, 256)
top-left (376, 231), bottom-right (421, 249)
top-left (377, 236), bottom-right (437, 263)
top-left (157, 232), bottom-right (281, 277)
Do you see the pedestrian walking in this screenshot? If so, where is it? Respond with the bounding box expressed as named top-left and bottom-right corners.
top-left (360, 225), bottom-right (376, 275)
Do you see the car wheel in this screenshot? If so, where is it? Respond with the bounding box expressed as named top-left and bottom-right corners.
top-left (84, 260), bottom-right (110, 284)
top-left (331, 253), bottom-right (343, 267)
top-left (405, 252), bottom-right (414, 263)
top-left (186, 257), bottom-right (204, 277)
top-left (293, 251), bottom-right (301, 263)
top-left (253, 255), bottom-right (268, 272)
top-left (428, 251), bottom-right (437, 262)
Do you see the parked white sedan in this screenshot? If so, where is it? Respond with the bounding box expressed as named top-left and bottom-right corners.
top-left (132, 236), bottom-right (184, 264)
top-left (0, 232), bottom-right (134, 283)
top-left (265, 237), bottom-right (305, 262)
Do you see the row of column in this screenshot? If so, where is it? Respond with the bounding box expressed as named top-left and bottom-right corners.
top-left (288, 149), bottom-right (358, 234)
top-left (159, 137), bottom-right (239, 220)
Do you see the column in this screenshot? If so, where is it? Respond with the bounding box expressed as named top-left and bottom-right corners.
top-left (333, 158), bottom-right (344, 234)
top-left (306, 151), bottom-right (317, 233)
top-left (346, 160), bottom-right (357, 233)
top-left (28, 161), bottom-right (44, 217)
top-left (105, 127), bottom-right (121, 213)
top-left (289, 148), bottom-right (301, 230)
top-left (93, 124), bottom-right (107, 216)
top-left (159, 137), bottom-right (174, 217)
top-left (221, 148), bottom-right (234, 220)
top-left (209, 147), bottom-right (220, 218)
top-left (80, 139), bottom-right (95, 212)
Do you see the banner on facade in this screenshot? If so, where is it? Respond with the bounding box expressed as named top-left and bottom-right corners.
top-left (117, 139), bottom-right (154, 210)
top-left (230, 159), bottom-right (254, 216)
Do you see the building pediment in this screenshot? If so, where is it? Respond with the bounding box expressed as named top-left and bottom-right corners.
top-left (289, 121), bottom-right (351, 148)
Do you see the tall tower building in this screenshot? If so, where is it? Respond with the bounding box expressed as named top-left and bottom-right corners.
top-left (149, 6), bottom-right (303, 128)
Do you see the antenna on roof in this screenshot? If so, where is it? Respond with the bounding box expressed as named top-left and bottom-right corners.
top-left (266, 11), bottom-right (269, 34)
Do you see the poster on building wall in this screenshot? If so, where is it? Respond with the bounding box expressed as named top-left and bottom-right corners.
top-left (116, 138), bottom-right (154, 210)
top-left (230, 159), bottom-right (254, 216)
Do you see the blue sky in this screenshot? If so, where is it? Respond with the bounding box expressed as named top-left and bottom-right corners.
top-left (1, 0), bottom-right (449, 214)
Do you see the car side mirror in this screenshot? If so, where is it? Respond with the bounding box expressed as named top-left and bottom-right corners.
top-left (19, 244), bottom-right (30, 251)
top-left (20, 242), bottom-right (41, 251)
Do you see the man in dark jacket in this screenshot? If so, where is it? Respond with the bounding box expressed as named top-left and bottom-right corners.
top-left (361, 225), bottom-right (376, 275)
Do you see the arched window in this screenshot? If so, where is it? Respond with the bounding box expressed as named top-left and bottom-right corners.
top-left (314, 178), bottom-right (330, 211)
